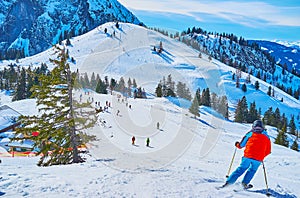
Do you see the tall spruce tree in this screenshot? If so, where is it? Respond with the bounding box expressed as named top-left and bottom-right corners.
top-left (116, 77), bottom-right (126, 94)
top-left (263, 107), bottom-right (274, 126)
top-left (291, 139), bottom-right (299, 151)
top-left (176, 81), bottom-right (191, 101)
top-left (241, 83), bottom-right (247, 92)
top-left (166, 74), bottom-right (176, 97)
top-left (201, 88), bottom-right (211, 107)
top-left (155, 83), bottom-right (163, 97)
top-left (234, 96), bottom-right (248, 123)
top-left (95, 78), bottom-right (107, 94)
top-left (195, 88), bottom-right (201, 106)
top-left (26, 67), bottom-right (34, 98)
top-left (289, 115), bottom-right (296, 135)
top-left (267, 86), bottom-right (272, 96)
top-left (132, 78), bottom-right (137, 88)
top-left (248, 101), bottom-right (259, 123)
top-left (189, 94), bottom-right (200, 118)
top-left (274, 108), bottom-right (281, 128)
top-left (90, 72), bottom-right (97, 90)
top-left (109, 78), bottom-right (117, 94)
top-left (211, 93), bottom-right (218, 110)
top-left (217, 95), bottom-right (229, 119)
top-left (254, 80), bottom-right (260, 90)
top-left (127, 78), bottom-right (132, 97)
top-left (274, 128), bottom-right (289, 148)
top-left (14, 46), bottom-right (96, 166)
top-left (12, 67), bottom-right (26, 101)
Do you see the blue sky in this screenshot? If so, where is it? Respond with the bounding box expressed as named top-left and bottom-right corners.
top-left (118, 0), bottom-right (300, 41)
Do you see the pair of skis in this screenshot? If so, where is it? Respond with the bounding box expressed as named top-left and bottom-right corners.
top-left (216, 183), bottom-right (253, 190)
top-left (216, 183), bottom-right (272, 197)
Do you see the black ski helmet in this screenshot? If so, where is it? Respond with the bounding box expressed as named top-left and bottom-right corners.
top-left (252, 120), bottom-right (264, 132)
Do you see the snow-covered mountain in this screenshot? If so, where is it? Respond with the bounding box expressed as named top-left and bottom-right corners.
top-left (0, 0), bottom-right (140, 59)
top-left (178, 31), bottom-right (300, 100)
top-left (180, 30), bottom-right (276, 74)
top-left (0, 22), bottom-right (300, 197)
top-left (1, 22), bottom-right (299, 124)
top-left (249, 40), bottom-right (300, 74)
top-left (275, 40), bottom-right (300, 50)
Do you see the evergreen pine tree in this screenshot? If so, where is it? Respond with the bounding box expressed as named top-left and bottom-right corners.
top-left (202, 88), bottom-right (211, 107)
top-left (12, 67), bottom-right (26, 101)
top-left (90, 72), bottom-right (97, 90)
top-left (189, 94), bottom-right (200, 118)
top-left (273, 107), bottom-right (281, 128)
top-left (155, 83), bottom-right (163, 97)
top-left (176, 81), bottom-right (191, 100)
top-left (66, 38), bottom-right (72, 46)
top-left (176, 81), bottom-right (185, 99)
top-left (14, 46), bottom-right (96, 166)
top-left (218, 95), bottom-right (229, 119)
top-left (234, 96), bottom-right (248, 123)
top-left (95, 78), bottom-right (108, 94)
top-left (254, 81), bottom-right (259, 90)
top-left (26, 67), bottom-right (34, 98)
top-left (246, 73), bottom-right (251, 84)
top-left (256, 70), bottom-right (261, 79)
top-left (267, 86), bottom-right (272, 96)
top-left (291, 139), bottom-right (299, 151)
top-left (116, 77), bottom-right (126, 94)
top-left (83, 73), bottom-right (90, 88)
top-left (109, 78), bottom-right (117, 94)
top-left (274, 128), bottom-right (289, 148)
top-left (127, 78), bottom-right (132, 97)
top-left (241, 83), bottom-right (247, 92)
top-left (195, 88), bottom-right (201, 106)
top-left (211, 93), bottom-right (218, 110)
top-left (281, 113), bottom-right (288, 133)
top-left (248, 101), bottom-right (259, 123)
top-left (263, 107), bottom-right (273, 126)
top-left (289, 115), bottom-right (296, 135)
top-left (132, 78), bottom-right (137, 88)
top-left (166, 74), bottom-right (176, 97)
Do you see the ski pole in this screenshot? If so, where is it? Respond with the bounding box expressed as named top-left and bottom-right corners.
top-left (262, 161), bottom-right (271, 196)
top-left (226, 147), bottom-right (237, 178)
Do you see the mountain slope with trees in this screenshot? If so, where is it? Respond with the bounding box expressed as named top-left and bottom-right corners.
top-left (177, 27), bottom-right (300, 101)
top-left (1, 22), bottom-right (299, 151)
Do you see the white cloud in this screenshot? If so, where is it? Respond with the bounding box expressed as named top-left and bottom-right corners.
top-left (118, 0), bottom-right (300, 27)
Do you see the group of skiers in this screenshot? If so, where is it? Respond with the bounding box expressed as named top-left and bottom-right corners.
top-left (132, 136), bottom-right (151, 147)
top-left (130, 122), bottom-right (161, 147)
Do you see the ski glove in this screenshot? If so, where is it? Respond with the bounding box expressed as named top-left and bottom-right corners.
top-left (235, 141), bottom-right (242, 149)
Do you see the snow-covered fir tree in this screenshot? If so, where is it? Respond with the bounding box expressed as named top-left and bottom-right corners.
top-left (189, 94), bottom-right (200, 118)
top-left (14, 46), bottom-right (96, 166)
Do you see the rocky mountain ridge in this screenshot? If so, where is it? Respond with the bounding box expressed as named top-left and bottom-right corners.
top-left (0, 0), bottom-right (140, 59)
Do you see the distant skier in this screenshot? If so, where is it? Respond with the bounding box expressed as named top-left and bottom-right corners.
top-left (132, 136), bottom-right (135, 145)
top-left (223, 120), bottom-right (271, 189)
top-left (157, 122), bottom-right (160, 130)
top-left (146, 137), bottom-right (150, 147)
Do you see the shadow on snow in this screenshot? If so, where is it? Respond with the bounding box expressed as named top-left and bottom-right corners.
top-left (250, 189), bottom-right (297, 198)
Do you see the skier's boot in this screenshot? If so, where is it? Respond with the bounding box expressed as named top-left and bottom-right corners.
top-left (242, 183), bottom-right (253, 189)
top-left (221, 182), bottom-right (230, 188)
